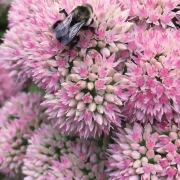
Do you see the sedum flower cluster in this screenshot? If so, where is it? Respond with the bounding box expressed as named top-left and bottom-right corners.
top-left (42, 53), bottom-right (127, 138)
top-left (1, 0), bottom-right (180, 179)
top-left (120, 27), bottom-right (180, 125)
top-left (118, 0), bottom-right (180, 28)
top-left (23, 123), bottom-right (108, 180)
top-left (0, 92), bottom-right (45, 177)
top-left (107, 122), bottom-right (180, 180)
top-left (0, 62), bottom-right (21, 106)
top-left (0, 0), bottom-right (133, 93)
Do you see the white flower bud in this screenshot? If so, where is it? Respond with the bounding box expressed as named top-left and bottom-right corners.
top-left (77, 101), bottom-right (86, 111)
top-left (106, 85), bottom-right (114, 93)
top-left (105, 94), bottom-right (114, 103)
top-left (97, 105), bottom-right (104, 114)
top-left (91, 65), bottom-right (99, 73)
top-left (131, 151), bottom-right (140, 160)
top-left (133, 160), bottom-right (141, 168)
top-left (75, 92), bottom-right (84, 101)
top-left (100, 48), bottom-right (110, 57)
top-left (98, 41), bottom-right (106, 48)
top-left (87, 82), bottom-right (94, 91)
top-left (89, 102), bottom-right (96, 112)
top-left (94, 95), bottom-right (104, 104)
top-left (89, 73), bottom-right (97, 81)
top-left (141, 157), bottom-right (148, 164)
top-left (69, 99), bottom-right (77, 107)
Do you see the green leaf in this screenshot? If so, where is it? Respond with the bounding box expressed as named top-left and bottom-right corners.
top-left (29, 82), bottom-right (45, 95)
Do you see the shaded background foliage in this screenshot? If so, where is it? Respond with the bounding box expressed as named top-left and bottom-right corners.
top-left (0, 7), bottom-right (9, 180)
top-left (0, 6), bottom-right (8, 43)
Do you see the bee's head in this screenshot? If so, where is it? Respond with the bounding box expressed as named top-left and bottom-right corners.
top-left (73, 3), bottom-right (93, 24)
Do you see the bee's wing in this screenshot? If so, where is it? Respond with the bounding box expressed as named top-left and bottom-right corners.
top-left (61, 21), bottom-right (85, 45)
top-left (55, 13), bottom-right (73, 38)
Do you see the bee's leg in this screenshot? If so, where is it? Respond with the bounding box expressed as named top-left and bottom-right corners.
top-left (82, 19), bottom-right (97, 35)
top-left (69, 35), bottom-right (80, 49)
top-left (52, 20), bottom-right (62, 29)
top-left (82, 26), bottom-right (97, 35)
top-left (90, 19), bottom-right (94, 25)
top-left (59, 8), bottom-right (68, 17)
top-left (89, 27), bottom-right (96, 34)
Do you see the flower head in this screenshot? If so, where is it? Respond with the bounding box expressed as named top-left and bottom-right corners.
top-left (4, 0), bottom-right (132, 93)
top-left (42, 52), bottom-right (128, 138)
top-left (120, 27), bottom-right (180, 124)
top-left (23, 123), bottom-right (108, 180)
top-left (118, 0), bottom-right (180, 28)
top-left (107, 122), bottom-right (180, 180)
top-left (0, 62), bottom-right (21, 106)
top-left (0, 92), bottom-right (45, 177)
top-left (0, 26), bottom-right (30, 86)
top-left (8, 0), bottom-right (34, 27)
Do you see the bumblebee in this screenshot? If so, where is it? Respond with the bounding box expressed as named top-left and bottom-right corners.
top-left (53, 4), bottom-right (95, 49)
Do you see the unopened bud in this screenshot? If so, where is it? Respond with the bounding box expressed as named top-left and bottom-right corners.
top-left (131, 151), bottom-right (140, 160)
top-left (89, 102), bottom-right (96, 112)
top-left (94, 95), bottom-right (103, 104)
top-left (87, 82), bottom-right (94, 91)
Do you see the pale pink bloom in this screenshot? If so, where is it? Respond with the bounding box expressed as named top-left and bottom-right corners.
top-left (4, 0), bottom-right (132, 93)
top-left (107, 122), bottom-right (180, 180)
top-left (0, 26), bottom-right (31, 86)
top-left (0, 62), bottom-right (21, 106)
top-left (8, 0), bottom-right (35, 27)
top-left (23, 123), bottom-right (108, 180)
top-left (120, 27), bottom-right (180, 125)
top-left (118, 0), bottom-right (180, 28)
top-left (0, 92), bottom-right (45, 177)
top-left (42, 52), bottom-right (128, 138)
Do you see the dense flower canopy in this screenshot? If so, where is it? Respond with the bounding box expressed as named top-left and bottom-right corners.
top-left (0, 25), bottom-right (30, 85)
top-left (23, 123), bottom-right (108, 180)
top-left (107, 122), bottom-right (180, 180)
top-left (1, 0), bottom-right (180, 179)
top-left (0, 92), bottom-right (45, 177)
top-left (119, 27), bottom-right (180, 125)
top-left (118, 0), bottom-right (180, 28)
top-left (1, 0), bottom-right (133, 93)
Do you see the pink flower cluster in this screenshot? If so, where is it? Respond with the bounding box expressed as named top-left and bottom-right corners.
top-left (118, 0), bottom-right (180, 28)
top-left (42, 52), bottom-right (128, 138)
top-left (0, 26), bottom-right (30, 85)
top-left (23, 123), bottom-right (108, 180)
top-left (2, 0), bottom-right (180, 178)
top-left (120, 27), bottom-right (180, 125)
top-left (0, 62), bottom-right (21, 106)
top-left (0, 92), bottom-right (45, 177)
top-left (1, 0), bottom-right (133, 92)
top-left (107, 122), bottom-right (180, 180)
top-left (0, 0), bottom-right (134, 138)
